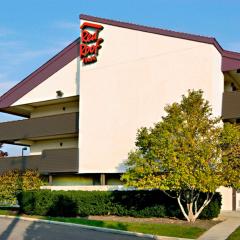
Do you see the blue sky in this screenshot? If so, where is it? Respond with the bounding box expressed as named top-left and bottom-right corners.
top-left (0, 0), bottom-right (240, 155)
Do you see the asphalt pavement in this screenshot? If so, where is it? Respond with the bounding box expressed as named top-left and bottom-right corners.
top-left (0, 217), bottom-right (151, 240)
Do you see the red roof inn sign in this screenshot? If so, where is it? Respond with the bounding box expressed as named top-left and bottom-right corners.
top-left (80, 22), bottom-right (104, 64)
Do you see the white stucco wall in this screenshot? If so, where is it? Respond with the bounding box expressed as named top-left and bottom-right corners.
top-left (79, 20), bottom-right (224, 173)
top-left (30, 138), bottom-right (78, 155)
top-left (31, 101), bottom-right (79, 118)
top-left (217, 186), bottom-right (233, 211)
top-left (13, 58), bottom-right (80, 106)
top-left (41, 185), bottom-right (125, 191)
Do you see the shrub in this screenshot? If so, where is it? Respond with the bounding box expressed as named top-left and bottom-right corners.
top-left (48, 194), bottom-right (78, 217)
top-left (18, 190), bottom-right (222, 219)
top-left (0, 169), bottom-right (44, 206)
top-left (135, 205), bottom-right (167, 217)
top-left (199, 193), bottom-right (222, 219)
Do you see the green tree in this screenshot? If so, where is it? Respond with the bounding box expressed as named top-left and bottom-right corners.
top-left (221, 123), bottom-right (240, 189)
top-left (0, 169), bottom-right (44, 205)
top-left (122, 90), bottom-right (239, 222)
top-left (0, 170), bottom-right (19, 205)
top-left (21, 169), bottom-right (44, 191)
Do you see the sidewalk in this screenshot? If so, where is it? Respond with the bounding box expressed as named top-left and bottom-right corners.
top-left (198, 211), bottom-right (240, 240)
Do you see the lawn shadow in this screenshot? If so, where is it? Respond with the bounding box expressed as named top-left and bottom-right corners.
top-left (77, 217), bottom-right (129, 231)
top-left (104, 222), bottom-right (128, 231)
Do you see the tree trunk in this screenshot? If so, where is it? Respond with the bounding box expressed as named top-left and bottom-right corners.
top-left (177, 193), bottom-right (214, 223)
top-left (177, 195), bottom-right (190, 222)
top-left (187, 203), bottom-right (196, 222)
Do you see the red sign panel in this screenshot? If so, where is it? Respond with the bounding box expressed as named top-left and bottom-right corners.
top-left (80, 22), bottom-right (104, 64)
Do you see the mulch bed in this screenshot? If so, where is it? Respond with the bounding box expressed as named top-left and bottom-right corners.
top-left (87, 215), bottom-right (222, 229)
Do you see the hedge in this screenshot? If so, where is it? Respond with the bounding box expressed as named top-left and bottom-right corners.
top-left (17, 190), bottom-right (221, 219)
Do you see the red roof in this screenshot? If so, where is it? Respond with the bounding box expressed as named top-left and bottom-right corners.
top-left (0, 14), bottom-right (240, 109)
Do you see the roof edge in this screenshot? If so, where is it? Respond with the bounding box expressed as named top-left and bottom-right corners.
top-left (79, 14), bottom-right (224, 54)
top-left (80, 14), bottom-right (240, 71)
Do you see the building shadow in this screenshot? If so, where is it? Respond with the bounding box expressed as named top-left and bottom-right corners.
top-left (23, 222), bottom-right (52, 240)
top-left (22, 221), bottom-right (133, 240)
top-left (0, 217), bottom-right (19, 240)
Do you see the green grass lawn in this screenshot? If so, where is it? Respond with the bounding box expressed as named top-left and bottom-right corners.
top-left (0, 209), bottom-right (206, 239)
top-left (227, 227), bottom-right (240, 240)
top-left (0, 209), bottom-right (19, 216)
top-left (43, 216), bottom-right (205, 239)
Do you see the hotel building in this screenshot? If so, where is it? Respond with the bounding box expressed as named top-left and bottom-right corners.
top-left (0, 14), bottom-right (239, 211)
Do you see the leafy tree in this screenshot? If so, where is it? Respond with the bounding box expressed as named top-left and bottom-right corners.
top-left (0, 170), bottom-right (19, 205)
top-left (21, 169), bottom-right (44, 191)
top-left (0, 169), bottom-right (44, 205)
top-left (122, 90), bottom-right (239, 222)
top-left (221, 123), bottom-right (240, 189)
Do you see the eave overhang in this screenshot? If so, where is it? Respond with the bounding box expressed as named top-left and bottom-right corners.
top-left (222, 50), bottom-right (240, 72)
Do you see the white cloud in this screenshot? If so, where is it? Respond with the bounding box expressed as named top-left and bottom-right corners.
top-left (0, 46), bottom-right (61, 66)
top-left (0, 27), bottom-right (14, 37)
top-left (0, 44), bottom-right (65, 97)
top-left (53, 20), bottom-right (79, 31)
top-left (0, 40), bottom-right (21, 47)
top-left (0, 80), bottom-right (18, 96)
top-left (0, 73), bottom-right (6, 79)
top-left (0, 73), bottom-right (18, 96)
top-left (0, 80), bottom-right (17, 88)
top-left (16, 48), bottom-right (59, 59)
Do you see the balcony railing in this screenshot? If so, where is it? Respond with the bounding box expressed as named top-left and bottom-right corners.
top-left (0, 148), bottom-right (78, 174)
top-left (222, 91), bottom-right (240, 120)
top-left (0, 112), bottom-right (78, 143)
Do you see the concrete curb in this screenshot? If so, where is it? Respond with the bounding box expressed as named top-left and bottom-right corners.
top-left (0, 215), bottom-right (193, 240)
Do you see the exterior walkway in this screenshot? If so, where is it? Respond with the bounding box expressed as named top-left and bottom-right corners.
top-left (198, 211), bottom-right (240, 240)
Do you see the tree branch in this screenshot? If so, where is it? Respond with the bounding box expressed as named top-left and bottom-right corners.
top-left (177, 194), bottom-right (189, 222)
top-left (162, 190), bottom-right (177, 199)
top-left (195, 192), bottom-right (214, 219)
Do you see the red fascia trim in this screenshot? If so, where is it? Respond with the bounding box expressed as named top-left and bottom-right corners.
top-left (222, 56), bottom-right (240, 72)
top-left (222, 50), bottom-right (240, 60)
top-left (222, 50), bottom-right (240, 72)
top-left (0, 38), bottom-right (80, 109)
